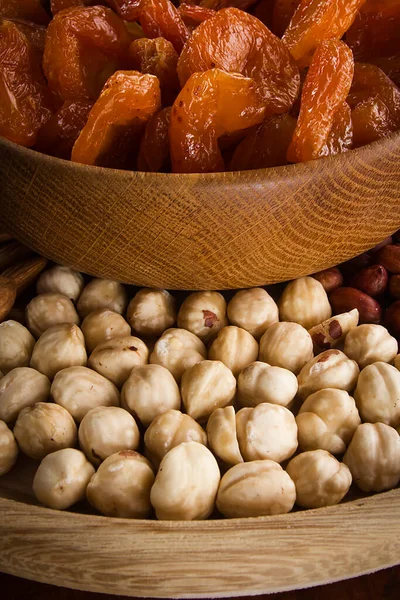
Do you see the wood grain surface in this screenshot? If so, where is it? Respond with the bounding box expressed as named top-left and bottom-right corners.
top-left (1, 134), bottom-right (400, 290)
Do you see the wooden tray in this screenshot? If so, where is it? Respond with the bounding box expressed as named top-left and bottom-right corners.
top-left (1, 458), bottom-right (399, 598)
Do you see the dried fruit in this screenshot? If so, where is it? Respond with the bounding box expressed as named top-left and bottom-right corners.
top-left (329, 287), bottom-right (382, 324)
top-left (0, 0), bottom-right (50, 24)
top-left (139, 0), bottom-right (190, 54)
top-left (346, 0), bottom-right (400, 61)
top-left (178, 3), bottom-right (216, 27)
top-left (5, 18), bottom-right (47, 57)
top-left (50, 0), bottom-right (88, 15)
top-left (107, 0), bottom-right (142, 22)
top-left (137, 107), bottom-right (171, 172)
top-left (320, 101), bottom-right (353, 157)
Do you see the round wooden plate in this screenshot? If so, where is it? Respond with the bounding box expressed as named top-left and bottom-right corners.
top-left (0, 459), bottom-right (399, 597)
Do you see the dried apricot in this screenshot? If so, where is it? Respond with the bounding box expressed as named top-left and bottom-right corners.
top-left (0, 0), bottom-right (50, 24)
top-left (139, 0), bottom-right (190, 54)
top-left (177, 8), bottom-right (300, 116)
top-left (4, 18), bottom-right (47, 56)
top-left (282, 0), bottom-right (366, 67)
top-left (346, 0), bottom-right (400, 61)
top-left (200, 0), bottom-right (258, 9)
top-left (0, 20), bottom-right (51, 147)
top-left (137, 107), bottom-right (171, 172)
top-left (107, 0), bottom-right (142, 22)
top-left (43, 6), bottom-right (132, 102)
top-left (320, 102), bottom-right (353, 156)
top-left (230, 113), bottom-right (297, 171)
top-left (178, 3), bottom-right (216, 27)
top-left (72, 70), bottom-right (161, 168)
top-left (287, 39), bottom-right (354, 163)
top-left (352, 97), bottom-right (394, 147)
top-left (272, 0), bottom-right (300, 37)
top-left (50, 1), bottom-right (87, 15)
top-left (370, 55), bottom-right (400, 88)
top-left (36, 99), bottom-right (93, 159)
top-left (169, 68), bottom-right (265, 173)
top-left (129, 37), bottom-right (179, 106)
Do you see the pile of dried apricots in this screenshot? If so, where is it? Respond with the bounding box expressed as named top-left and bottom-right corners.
top-left (0, 0), bottom-right (399, 173)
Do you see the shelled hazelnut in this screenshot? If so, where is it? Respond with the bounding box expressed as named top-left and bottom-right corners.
top-left (0, 420), bottom-right (18, 476)
top-left (353, 362), bottom-right (400, 427)
top-left (237, 361), bottom-right (298, 408)
top-left (81, 309), bottom-right (131, 353)
top-left (206, 406), bottom-right (243, 467)
top-left (30, 324), bottom-right (87, 380)
top-left (150, 328), bottom-right (206, 382)
top-left (77, 279), bottom-right (128, 319)
top-left (227, 288), bottom-right (278, 340)
top-left (209, 326), bottom-right (258, 377)
top-left (259, 322), bottom-right (313, 375)
top-left (278, 276), bottom-right (331, 329)
top-left (127, 288), bottom-right (176, 338)
top-left (177, 291), bottom-right (227, 343)
top-left (88, 336), bottom-right (149, 387)
top-left (36, 266), bottom-right (84, 303)
top-left (0, 320), bottom-right (35, 374)
top-left (344, 325), bottom-right (398, 368)
top-left (26, 293), bottom-right (80, 338)
top-left (297, 350), bottom-right (359, 401)
top-left (0, 367), bottom-right (50, 424)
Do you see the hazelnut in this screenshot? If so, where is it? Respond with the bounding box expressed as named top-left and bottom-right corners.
top-left (259, 322), bottom-right (313, 375)
top-left (312, 267), bottom-right (343, 293)
top-left (127, 288), bottom-right (176, 338)
top-left (26, 293), bottom-right (80, 338)
top-left (177, 291), bottom-right (228, 343)
top-left (206, 406), bottom-right (243, 466)
top-left (344, 324), bottom-right (398, 368)
top-left (150, 328), bottom-right (206, 383)
top-left (354, 362), bottom-right (400, 427)
top-left (51, 366), bottom-right (119, 422)
top-left (296, 389), bottom-right (361, 454)
top-left (81, 309), bottom-right (131, 353)
top-left (88, 336), bottom-right (149, 388)
top-left (237, 361), bottom-right (298, 408)
top-left (30, 324), bottom-right (87, 380)
top-left (395, 354), bottom-right (400, 371)
top-left (36, 266), bottom-right (84, 302)
top-left (343, 423), bottom-right (400, 492)
top-left (286, 450), bottom-right (352, 509)
top-left (14, 402), bottom-right (77, 460)
top-left (0, 367), bottom-right (50, 424)
top-left (236, 403), bottom-right (298, 463)
top-left (144, 409), bottom-right (207, 468)
top-left (79, 407), bottom-right (140, 465)
top-left (216, 460), bottom-right (296, 518)
top-left (77, 279), bottom-right (128, 319)
top-left (297, 350), bottom-right (359, 401)
top-left (121, 364), bottom-right (180, 427)
top-left (87, 450), bottom-right (154, 518)
top-left (0, 320), bottom-right (35, 374)
top-left (181, 360), bottom-right (236, 422)
top-left (227, 288), bottom-right (278, 340)
top-left (208, 326), bottom-right (258, 378)
top-left (308, 309), bottom-right (359, 354)
top-left (150, 442), bottom-right (220, 520)
top-left (0, 420), bottom-right (18, 476)
top-left (278, 276), bottom-right (332, 329)
top-left (329, 287), bottom-right (382, 325)
top-left (33, 448), bottom-right (95, 510)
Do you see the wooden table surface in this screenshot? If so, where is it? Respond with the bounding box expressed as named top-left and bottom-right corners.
top-left (1, 566), bottom-right (399, 599)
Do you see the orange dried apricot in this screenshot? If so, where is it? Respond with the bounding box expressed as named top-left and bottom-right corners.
top-left (169, 68), bottom-right (265, 173)
top-left (272, 0), bottom-right (300, 37)
top-left (370, 55), bottom-right (400, 88)
top-left (346, 0), bottom-right (400, 61)
top-left (320, 101), bottom-right (353, 156)
top-left (50, 1), bottom-right (87, 15)
top-left (5, 18), bottom-right (47, 56)
top-left (72, 70), bottom-right (161, 168)
top-left (178, 3), bottom-right (216, 27)
top-left (107, 0), bottom-right (142, 22)
top-left (352, 97), bottom-right (394, 147)
top-left (139, 0), bottom-right (190, 54)
top-left (0, 20), bottom-right (51, 147)
top-left (137, 106), bottom-right (171, 172)
top-left (177, 8), bottom-right (300, 116)
top-left (0, 0), bottom-right (50, 24)
top-left (282, 0), bottom-right (366, 67)
top-left (287, 39), bottom-right (354, 163)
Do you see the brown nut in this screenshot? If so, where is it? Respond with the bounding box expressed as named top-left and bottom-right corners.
top-left (374, 245), bottom-right (400, 273)
top-left (369, 236), bottom-right (393, 254)
top-left (340, 253), bottom-right (372, 278)
top-left (385, 301), bottom-right (400, 339)
top-left (329, 287), bottom-right (382, 324)
top-left (389, 275), bottom-right (400, 300)
top-left (312, 267), bottom-right (344, 293)
top-left (349, 264), bottom-right (388, 298)
top-left (308, 309), bottom-right (359, 353)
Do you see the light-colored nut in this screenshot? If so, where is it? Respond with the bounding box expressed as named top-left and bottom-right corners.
top-left (216, 460), bottom-right (296, 518)
top-left (121, 364), bottom-right (180, 427)
top-left (77, 279), bottom-right (128, 319)
top-left (209, 326), bottom-right (258, 378)
top-left (297, 350), bottom-right (359, 401)
top-left (88, 336), bottom-right (149, 388)
top-left (237, 361), bottom-right (298, 408)
top-left (79, 407), bottom-right (140, 465)
top-left (308, 309), bottom-right (359, 353)
top-left (344, 324), bottom-right (398, 369)
top-left (354, 362), bottom-right (400, 427)
top-left (0, 320), bottom-right (35, 374)
top-left (150, 328), bottom-right (206, 383)
top-left (150, 442), bottom-right (220, 520)
top-left (296, 389), bottom-right (361, 454)
top-left (286, 450), bottom-right (352, 508)
top-left (126, 288), bottom-right (176, 338)
top-left (181, 360), bottom-right (236, 422)
top-left (81, 309), bottom-right (131, 353)
top-left (36, 266), bottom-right (84, 302)
top-left (227, 288), bottom-right (279, 340)
top-left (236, 403), bottom-right (298, 463)
top-left (87, 450), bottom-right (154, 518)
top-left (33, 448), bottom-right (95, 510)
top-left (259, 322), bottom-right (313, 375)
top-left (144, 409), bottom-right (207, 468)
top-left (0, 420), bottom-right (18, 476)
top-left (343, 423), bottom-right (400, 492)
top-left (177, 291), bottom-right (228, 343)
top-left (278, 276), bottom-right (332, 329)
top-left (0, 367), bottom-right (50, 424)
top-left (26, 293), bottom-right (80, 338)
top-left (51, 366), bottom-right (119, 422)
top-left (14, 402), bottom-right (77, 460)
top-left (206, 406), bottom-right (243, 466)
top-left (30, 324), bottom-right (87, 380)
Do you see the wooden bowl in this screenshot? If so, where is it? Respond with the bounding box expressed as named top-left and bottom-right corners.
top-left (1, 133), bottom-right (400, 290)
